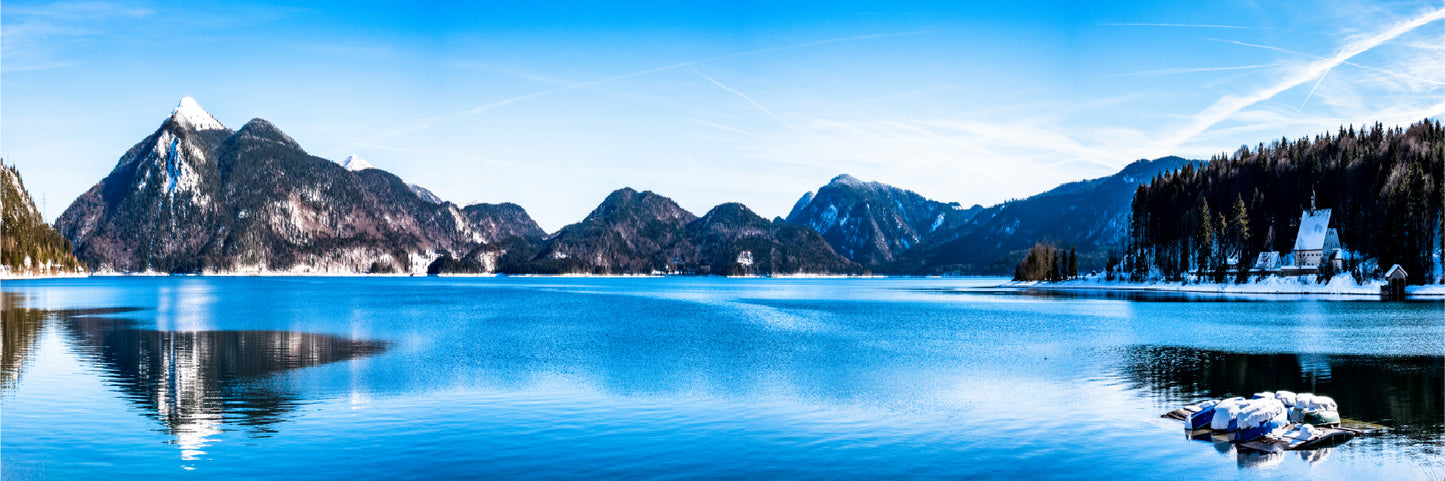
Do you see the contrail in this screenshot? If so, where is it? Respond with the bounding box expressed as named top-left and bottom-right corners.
top-left (1299, 68), bottom-right (1331, 110)
top-left (369, 30), bottom-right (941, 142)
top-left (1166, 7), bottom-right (1445, 151)
top-left (1204, 37), bottom-right (1445, 86)
top-left (692, 69), bottom-right (792, 127)
top-left (1101, 22), bottom-right (1249, 29)
top-left (1112, 63), bottom-right (1276, 77)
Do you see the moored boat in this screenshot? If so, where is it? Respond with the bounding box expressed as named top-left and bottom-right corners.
top-left (1161, 390), bottom-right (1358, 453)
top-left (1287, 393), bottom-right (1340, 426)
top-left (1210, 397), bottom-right (1248, 432)
top-left (1234, 398), bottom-right (1287, 441)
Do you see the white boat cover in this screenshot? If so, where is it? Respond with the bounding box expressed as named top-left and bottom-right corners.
top-left (1211, 397), bottom-right (1247, 430)
top-left (1238, 398), bottom-right (1287, 430)
top-left (1299, 395), bottom-right (1336, 412)
top-left (1292, 393), bottom-right (1337, 411)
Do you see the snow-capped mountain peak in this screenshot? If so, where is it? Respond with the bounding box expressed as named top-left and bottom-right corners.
top-left (408, 182), bottom-right (444, 204)
top-left (340, 154), bottom-right (375, 172)
top-left (169, 97), bottom-right (227, 131)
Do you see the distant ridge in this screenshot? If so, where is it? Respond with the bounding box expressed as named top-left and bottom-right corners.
top-left (882, 156), bottom-right (1203, 275)
top-left (431, 188), bottom-right (862, 276)
top-left (784, 174), bottom-right (985, 266)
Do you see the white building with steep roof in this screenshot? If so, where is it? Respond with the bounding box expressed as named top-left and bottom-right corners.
top-left (1292, 209), bottom-right (1341, 269)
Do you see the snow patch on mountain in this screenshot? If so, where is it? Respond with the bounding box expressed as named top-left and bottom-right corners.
top-left (408, 182), bottom-right (444, 204)
top-left (340, 155), bottom-right (375, 172)
top-left (129, 129), bottom-right (211, 207)
top-left (170, 97), bottom-right (227, 131)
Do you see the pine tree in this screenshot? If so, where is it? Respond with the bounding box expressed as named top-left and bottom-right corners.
top-left (1231, 194), bottom-right (1250, 255)
top-left (1195, 197), bottom-right (1212, 272)
top-left (1068, 247), bottom-right (1078, 279)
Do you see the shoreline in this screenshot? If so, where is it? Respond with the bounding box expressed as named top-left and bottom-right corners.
top-left (998, 277), bottom-right (1445, 297)
top-left (0, 272), bottom-right (89, 281)
top-left (4, 272), bottom-right (902, 280)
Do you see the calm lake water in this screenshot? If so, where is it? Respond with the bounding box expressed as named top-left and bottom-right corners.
top-left (2, 277), bottom-right (1441, 480)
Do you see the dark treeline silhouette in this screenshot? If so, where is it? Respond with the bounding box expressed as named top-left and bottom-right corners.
top-left (1122, 120), bottom-right (1443, 284)
top-left (1014, 242), bottom-right (1077, 281)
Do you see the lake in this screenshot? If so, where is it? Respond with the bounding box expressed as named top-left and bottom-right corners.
top-left (2, 277), bottom-right (1441, 480)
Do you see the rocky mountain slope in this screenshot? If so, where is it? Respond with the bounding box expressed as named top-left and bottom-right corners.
top-left (55, 98), bottom-right (544, 274)
top-left (1, 161), bottom-right (85, 275)
top-left (784, 174), bottom-right (988, 266)
top-left (677, 202), bottom-right (861, 276)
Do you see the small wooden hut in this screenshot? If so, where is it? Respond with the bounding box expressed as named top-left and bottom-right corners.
top-left (1382, 264), bottom-right (1407, 300)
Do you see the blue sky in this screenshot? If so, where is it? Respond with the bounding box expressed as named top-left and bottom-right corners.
top-left (3, 1), bottom-right (1442, 231)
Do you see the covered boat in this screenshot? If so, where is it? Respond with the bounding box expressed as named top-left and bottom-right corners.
top-left (1182, 397), bottom-right (1240, 430)
top-left (1162, 390), bottom-right (1359, 454)
top-left (1210, 397), bottom-right (1248, 432)
top-left (1234, 398), bottom-right (1287, 441)
top-left (1288, 393), bottom-right (1340, 426)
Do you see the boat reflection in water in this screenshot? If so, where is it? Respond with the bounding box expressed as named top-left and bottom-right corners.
top-left (1122, 344), bottom-right (1443, 466)
top-left (3, 293), bottom-right (390, 463)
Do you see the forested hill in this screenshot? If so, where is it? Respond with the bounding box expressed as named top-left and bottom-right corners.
top-left (1, 161), bottom-right (84, 275)
top-left (1125, 120), bottom-right (1444, 284)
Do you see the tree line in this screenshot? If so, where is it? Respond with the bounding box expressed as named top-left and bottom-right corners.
top-left (1014, 242), bottom-right (1078, 281)
top-left (1120, 120), bottom-right (1443, 284)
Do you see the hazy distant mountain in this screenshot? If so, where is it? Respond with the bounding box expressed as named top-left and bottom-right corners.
top-left (1, 160), bottom-right (85, 274)
top-left (56, 98), bottom-right (544, 273)
top-left (426, 188), bottom-right (861, 275)
top-left (784, 174), bottom-right (987, 266)
top-left (884, 156), bottom-right (1202, 275)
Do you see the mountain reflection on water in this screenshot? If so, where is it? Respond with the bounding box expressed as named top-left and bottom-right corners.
top-left (2, 292), bottom-right (389, 461)
top-left (1120, 345), bottom-right (1444, 439)
top-left (2, 293), bottom-right (145, 391)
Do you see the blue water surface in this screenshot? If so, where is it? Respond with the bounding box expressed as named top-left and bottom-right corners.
top-left (1, 276), bottom-right (1441, 480)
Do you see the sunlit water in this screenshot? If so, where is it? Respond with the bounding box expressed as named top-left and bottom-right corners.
top-left (2, 277), bottom-right (1441, 480)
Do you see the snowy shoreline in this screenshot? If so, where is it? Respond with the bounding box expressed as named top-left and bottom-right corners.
top-left (4, 272), bottom-right (885, 280)
top-left (0, 272), bottom-right (90, 281)
top-left (999, 276), bottom-right (1445, 297)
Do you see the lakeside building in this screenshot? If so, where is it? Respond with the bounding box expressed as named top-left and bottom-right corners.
top-left (1252, 251), bottom-right (1281, 273)
top-left (1280, 208), bottom-right (1344, 276)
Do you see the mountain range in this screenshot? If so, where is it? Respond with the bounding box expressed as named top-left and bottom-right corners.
top-left (45, 98), bottom-right (1204, 276)
top-left (56, 98), bottom-right (543, 274)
